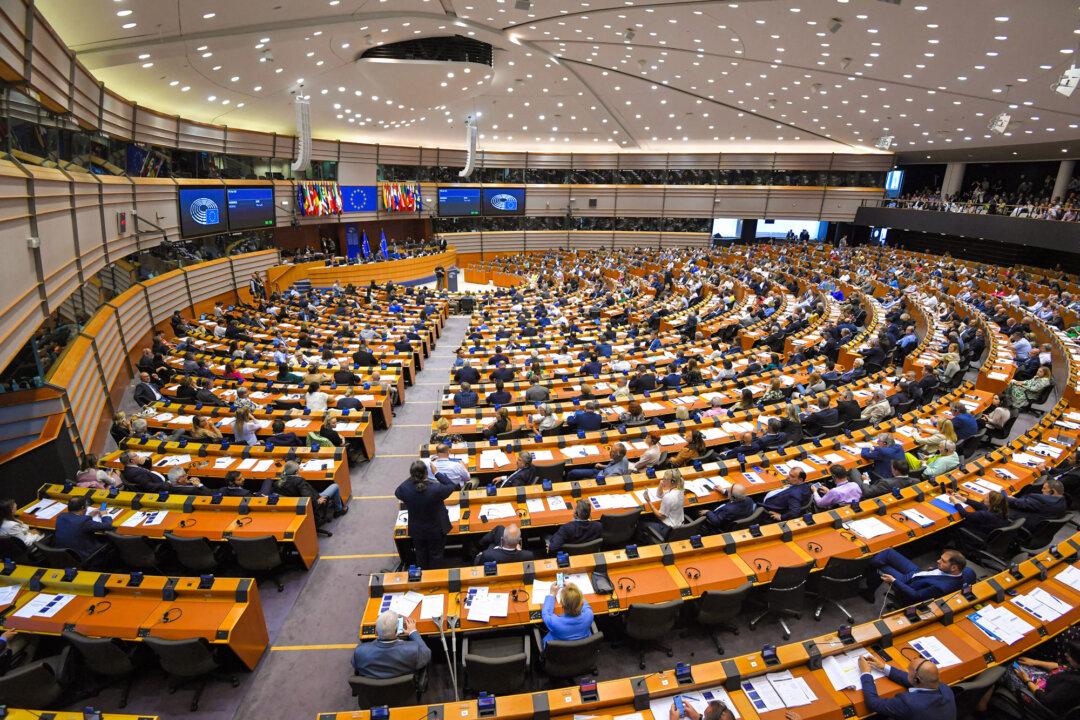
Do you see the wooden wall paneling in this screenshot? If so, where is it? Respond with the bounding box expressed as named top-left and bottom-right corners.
top-left (27, 8), bottom-right (71, 114)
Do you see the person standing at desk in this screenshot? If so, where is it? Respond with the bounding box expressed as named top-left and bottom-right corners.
top-left (395, 461), bottom-right (456, 568)
top-left (54, 497), bottom-right (113, 561)
top-left (352, 611), bottom-right (431, 679)
top-left (540, 582), bottom-right (593, 647)
top-left (857, 655), bottom-right (956, 720)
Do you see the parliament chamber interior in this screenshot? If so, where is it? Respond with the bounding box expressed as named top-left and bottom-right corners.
top-left (1, 1), bottom-right (1080, 719)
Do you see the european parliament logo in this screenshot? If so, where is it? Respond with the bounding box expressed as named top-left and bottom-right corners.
top-left (189, 196), bottom-right (220, 225)
top-left (488, 193), bottom-right (519, 211)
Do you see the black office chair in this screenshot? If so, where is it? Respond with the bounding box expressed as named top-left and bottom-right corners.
top-left (892, 399), bottom-right (915, 415)
top-left (0, 536), bottom-right (30, 563)
top-left (621, 599), bottom-right (683, 670)
top-left (1022, 383), bottom-right (1055, 417)
top-left (533, 461), bottom-right (567, 485)
top-left (954, 518), bottom-right (1026, 570)
top-left (601, 508), bottom-right (641, 549)
top-left (807, 422), bottom-right (844, 440)
top-left (1016, 515), bottom-right (1074, 557)
top-left (561, 537), bottom-right (603, 555)
top-left (646, 515), bottom-right (708, 544)
top-left (166, 535), bottom-right (222, 574)
top-left (349, 669), bottom-right (427, 709)
top-left (692, 582), bottom-right (751, 654)
top-left (461, 634), bottom-right (531, 696)
top-left (142, 636), bottom-right (239, 711)
top-left (34, 540), bottom-right (85, 569)
top-left (0, 647), bottom-right (72, 708)
top-left (953, 666), bottom-right (1006, 720)
top-left (747, 562), bottom-right (814, 640)
top-left (532, 624), bottom-right (603, 686)
top-left (810, 556), bottom-right (871, 622)
top-left (957, 430), bottom-right (986, 461)
top-left (227, 535), bottom-right (286, 592)
top-left (105, 531), bottom-right (166, 574)
top-left (846, 418), bottom-right (871, 432)
top-left (731, 506), bottom-right (765, 530)
top-left (62, 629), bottom-right (140, 707)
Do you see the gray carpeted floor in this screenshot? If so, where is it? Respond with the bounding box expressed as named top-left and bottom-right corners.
top-left (67, 345), bottom-right (1070, 719)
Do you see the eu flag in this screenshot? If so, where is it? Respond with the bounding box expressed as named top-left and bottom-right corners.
top-left (361, 231), bottom-right (371, 259)
top-left (379, 229), bottom-right (389, 259)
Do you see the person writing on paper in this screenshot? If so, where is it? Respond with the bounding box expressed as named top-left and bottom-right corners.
top-left (639, 469), bottom-right (686, 542)
top-left (540, 581), bottom-right (594, 648)
top-left (857, 655), bottom-right (956, 720)
top-left (54, 496), bottom-right (113, 562)
top-left (352, 611), bottom-right (432, 679)
top-left (861, 548), bottom-right (973, 605)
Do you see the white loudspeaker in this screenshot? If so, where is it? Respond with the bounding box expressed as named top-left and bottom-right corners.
top-left (458, 116), bottom-right (478, 178)
top-left (291, 95), bottom-right (311, 173)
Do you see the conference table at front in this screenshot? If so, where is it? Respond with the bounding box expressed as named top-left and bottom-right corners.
top-left (324, 533), bottom-right (1080, 720)
top-left (0, 565), bottom-right (269, 670)
top-left (369, 412), bottom-right (1075, 639)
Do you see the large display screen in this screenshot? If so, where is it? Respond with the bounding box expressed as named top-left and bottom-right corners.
top-left (341, 185), bottom-right (378, 213)
top-left (226, 186), bottom-right (275, 231)
top-left (884, 169), bottom-right (905, 199)
top-left (755, 219), bottom-right (827, 240)
top-left (438, 187), bottom-right (482, 216)
top-left (178, 187), bottom-right (228, 238)
top-left (711, 218), bottom-right (742, 238)
top-left (481, 187), bottom-right (526, 216)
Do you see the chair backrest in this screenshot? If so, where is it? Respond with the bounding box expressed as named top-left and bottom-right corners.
top-left (958, 431), bottom-right (985, 460)
top-left (0, 536), bottom-right (28, 563)
top-left (846, 418), bottom-right (870, 432)
top-left (624, 599), bottom-right (683, 641)
top-left (561, 537), bottom-right (604, 554)
top-left (0, 655), bottom-right (64, 707)
top-left (820, 422), bottom-right (845, 438)
top-left (348, 673), bottom-right (417, 709)
top-left (1032, 382), bottom-right (1055, 405)
top-left (226, 535), bottom-right (282, 572)
top-left (542, 630), bottom-right (604, 679)
top-left (166, 535), bottom-right (218, 572)
top-left (34, 540), bottom-right (82, 569)
top-left (696, 582), bottom-right (752, 625)
top-left (766, 562), bottom-right (815, 612)
top-left (464, 641), bottom-right (528, 695)
top-left (666, 514), bottom-right (709, 542)
top-left (143, 636), bottom-right (219, 678)
top-left (600, 508), bottom-right (641, 548)
top-left (534, 461), bottom-right (567, 484)
top-left (105, 531), bottom-right (158, 570)
top-left (61, 629), bottom-right (134, 676)
top-left (983, 518), bottom-right (1027, 556)
top-left (817, 556), bottom-right (872, 597)
top-left (731, 505), bottom-right (765, 529)
top-left (1021, 515), bottom-right (1073, 552)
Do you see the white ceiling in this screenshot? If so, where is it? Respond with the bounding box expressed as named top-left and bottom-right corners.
top-left (37, 0), bottom-right (1080, 156)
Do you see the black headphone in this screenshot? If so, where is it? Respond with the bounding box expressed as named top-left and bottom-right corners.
top-left (87, 600), bottom-right (112, 616)
top-left (753, 557), bottom-right (773, 573)
top-left (684, 566), bottom-right (701, 581)
top-left (806, 541), bottom-right (823, 554)
top-left (617, 576), bottom-right (637, 593)
top-left (178, 518), bottom-right (197, 528)
top-left (234, 516), bottom-right (253, 527)
top-left (510, 589), bottom-right (530, 604)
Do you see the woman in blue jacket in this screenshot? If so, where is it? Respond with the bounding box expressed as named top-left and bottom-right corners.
top-left (540, 581), bottom-right (594, 647)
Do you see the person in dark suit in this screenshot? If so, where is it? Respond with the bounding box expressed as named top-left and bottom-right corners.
top-left (476, 523), bottom-right (534, 564)
top-left (266, 419), bottom-right (302, 447)
top-left (486, 381), bottom-right (512, 406)
top-left (453, 382), bottom-right (479, 409)
top-left (860, 433), bottom-right (907, 478)
top-left (835, 389), bottom-right (862, 424)
top-left (54, 496), bottom-right (112, 560)
top-left (395, 461), bottom-right (456, 568)
top-left (704, 484), bottom-right (757, 532)
top-left (336, 388), bottom-right (363, 412)
top-left (133, 372), bottom-right (163, 406)
top-left (628, 368), bottom-right (657, 393)
top-left (352, 611), bottom-right (431, 679)
top-left (802, 394), bottom-right (839, 435)
top-left (1008, 479), bottom-right (1067, 533)
top-left (495, 452), bottom-right (536, 488)
top-left (194, 379), bottom-right (222, 406)
top-left (566, 401), bottom-right (603, 432)
top-left (547, 500), bottom-right (602, 553)
top-left (863, 548), bottom-right (974, 605)
top-left (119, 452), bottom-right (169, 493)
top-left (454, 362), bottom-right (480, 384)
top-left (218, 470), bottom-right (252, 497)
top-left (489, 362), bottom-right (515, 383)
top-left (857, 655), bottom-right (955, 720)
top-left (862, 460), bottom-right (918, 498)
top-left (334, 367), bottom-right (361, 385)
top-left (761, 468), bottom-right (812, 520)
top-left (352, 345), bottom-right (378, 367)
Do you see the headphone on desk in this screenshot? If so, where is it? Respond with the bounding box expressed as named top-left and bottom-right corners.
top-left (684, 567), bottom-right (702, 581)
top-left (806, 541), bottom-right (823, 554)
top-left (616, 577), bottom-right (637, 594)
top-left (752, 557), bottom-right (774, 573)
top-left (510, 589), bottom-right (530, 604)
top-left (86, 601), bottom-right (112, 616)
top-left (178, 518), bottom-right (197, 528)
top-left (234, 516), bottom-right (253, 527)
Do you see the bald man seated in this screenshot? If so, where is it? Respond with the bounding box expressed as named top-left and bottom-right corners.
top-left (351, 611), bottom-right (431, 679)
top-left (858, 654), bottom-right (956, 720)
top-left (475, 523), bottom-right (535, 564)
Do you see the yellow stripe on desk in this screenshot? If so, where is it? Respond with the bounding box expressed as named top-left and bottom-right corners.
top-left (271, 643), bottom-right (357, 652)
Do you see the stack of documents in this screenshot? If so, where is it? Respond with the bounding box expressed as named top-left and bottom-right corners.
top-left (1056, 564), bottom-right (1080, 592)
top-left (909, 636), bottom-right (961, 667)
top-left (901, 509), bottom-right (934, 527)
top-left (822, 649), bottom-right (885, 691)
top-left (969, 605), bottom-right (1036, 644)
top-left (478, 503), bottom-right (516, 521)
top-left (844, 517), bottom-right (893, 540)
top-left (380, 591), bottom-right (423, 617)
top-left (120, 510), bottom-right (169, 528)
top-left (741, 670), bottom-right (817, 712)
top-left (300, 459), bottom-right (331, 472)
top-left (591, 494), bottom-right (639, 510)
top-left (12, 593), bottom-right (75, 618)
top-left (532, 573), bottom-right (595, 601)
top-left (1011, 587), bottom-right (1073, 622)
top-left (464, 587), bottom-right (510, 623)
top-left (24, 499), bottom-right (66, 520)
top-left (648, 688), bottom-right (742, 720)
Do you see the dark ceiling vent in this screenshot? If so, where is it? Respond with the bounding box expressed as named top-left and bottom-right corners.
top-left (359, 35), bottom-right (493, 66)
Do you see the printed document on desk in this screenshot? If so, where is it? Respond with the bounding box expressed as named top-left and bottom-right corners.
top-left (649, 687), bottom-right (742, 720)
top-left (822, 649), bottom-right (884, 691)
top-left (13, 593), bottom-right (76, 618)
top-left (532, 573), bottom-right (595, 602)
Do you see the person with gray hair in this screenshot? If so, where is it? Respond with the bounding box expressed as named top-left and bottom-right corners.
top-left (921, 440), bottom-right (960, 478)
top-left (860, 389), bottom-right (894, 423)
top-left (130, 417), bottom-right (148, 435)
top-left (166, 466), bottom-right (207, 495)
top-left (273, 460), bottom-right (346, 518)
top-left (476, 522), bottom-right (535, 564)
top-left (351, 610), bottom-right (431, 679)
top-left (704, 483), bottom-right (757, 532)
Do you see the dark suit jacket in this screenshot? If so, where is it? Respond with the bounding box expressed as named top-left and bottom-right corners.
top-left (1009, 494), bottom-right (1067, 530)
top-left (133, 382), bottom-right (162, 407)
top-left (195, 388), bottom-right (222, 406)
top-left (836, 400), bottom-right (862, 423)
top-left (454, 367), bottom-right (480, 384)
top-left (568, 411), bottom-right (603, 432)
top-left (334, 369), bottom-right (360, 385)
top-left (478, 546), bottom-right (535, 564)
top-left (54, 513), bottom-right (113, 558)
top-left (761, 484), bottom-right (812, 520)
top-left (803, 407), bottom-right (839, 433)
top-left (860, 665), bottom-right (956, 720)
top-left (121, 464), bottom-right (169, 493)
top-left (352, 350), bottom-right (378, 366)
top-left (336, 397), bottom-right (363, 411)
top-left (705, 497), bottom-right (758, 531)
top-left (547, 520), bottom-right (602, 552)
top-left (266, 432), bottom-right (301, 447)
top-left (395, 475), bottom-right (456, 540)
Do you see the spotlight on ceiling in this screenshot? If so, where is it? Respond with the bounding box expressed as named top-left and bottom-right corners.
top-left (624, 28), bottom-right (635, 42)
top-left (829, 18), bottom-right (844, 33)
top-left (875, 135), bottom-right (894, 150)
top-left (988, 112), bottom-right (1011, 134)
top-left (515, 0), bottom-right (531, 9)
top-left (1055, 65), bottom-right (1080, 98)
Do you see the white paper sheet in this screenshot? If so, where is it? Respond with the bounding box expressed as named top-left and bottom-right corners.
top-left (910, 636), bottom-right (961, 668)
top-left (301, 459), bottom-right (332, 472)
top-left (547, 496), bottom-right (568, 511)
top-left (419, 594), bottom-right (445, 620)
top-left (740, 678), bottom-right (785, 713)
top-left (526, 498), bottom-right (547, 514)
top-left (213, 457), bottom-right (235, 469)
top-left (822, 649), bottom-right (885, 691)
top-left (531, 450), bottom-right (555, 462)
top-left (12, 592), bottom-right (75, 618)
top-left (649, 687), bottom-right (742, 720)
top-left (531, 573), bottom-right (595, 602)
top-left (388, 591), bottom-right (424, 617)
top-left (1055, 564), bottom-right (1080, 593)
top-left (844, 517), bottom-right (894, 540)
top-left (901, 509), bottom-right (934, 527)
top-left (0, 585), bottom-right (17, 607)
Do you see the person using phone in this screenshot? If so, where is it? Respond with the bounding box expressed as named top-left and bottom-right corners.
top-left (667, 699), bottom-right (789, 720)
top-left (351, 611), bottom-right (431, 679)
top-left (53, 496), bottom-right (113, 567)
top-left (539, 581), bottom-right (593, 648)
top-left (857, 654), bottom-right (956, 719)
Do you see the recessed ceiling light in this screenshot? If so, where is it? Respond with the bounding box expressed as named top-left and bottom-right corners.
top-left (994, 16), bottom-right (1009, 21)
top-left (207, 95), bottom-right (217, 101)
top-left (202, 12), bottom-right (215, 19)
top-left (138, 53), bottom-right (150, 59)
top-left (169, 80), bottom-right (179, 86)
top-left (180, 86), bottom-right (190, 92)
top-left (253, 85), bottom-right (262, 91)
top-left (141, 62), bottom-right (153, 68)
top-left (116, 9), bottom-right (132, 16)
top-left (201, 52), bottom-right (212, 58)
top-left (121, 22), bottom-right (136, 28)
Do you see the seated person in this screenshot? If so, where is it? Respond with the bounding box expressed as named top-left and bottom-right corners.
top-left (547, 499), bottom-right (602, 553)
top-left (813, 464), bottom-right (863, 508)
top-left (666, 699), bottom-right (739, 720)
top-left (947, 491), bottom-right (1010, 553)
top-left (119, 451), bottom-right (169, 492)
top-left (266, 418), bottom-right (302, 447)
top-left (862, 460), bottom-right (918, 498)
top-left (540, 581), bottom-right (594, 648)
top-left (476, 523), bottom-right (534, 564)
top-left (494, 452), bottom-right (536, 488)
top-left (566, 442), bottom-right (629, 481)
top-left (835, 389), bottom-right (862, 424)
top-left (274, 461), bottom-right (347, 519)
top-left (486, 381), bottom-right (512, 406)
top-left (165, 467), bottom-right (209, 495)
top-left (1009, 478), bottom-right (1067, 533)
top-left (862, 548), bottom-right (973, 605)
top-left (566, 401), bottom-right (604, 432)
top-left (1002, 641), bottom-right (1080, 719)
top-left (762, 468), bottom-right (812, 520)
top-left (54, 496), bottom-right (113, 561)
top-left (857, 655), bottom-right (955, 720)
top-left (428, 444), bottom-right (471, 489)
top-left (453, 382), bottom-right (479, 409)
top-left (639, 469), bottom-right (686, 542)
top-left (921, 441), bottom-right (960, 478)
top-left (949, 401), bottom-right (979, 439)
top-left (336, 387), bottom-right (363, 412)
top-left (351, 611), bottom-right (431, 679)
top-left (722, 431), bottom-right (761, 460)
top-left (860, 390), bottom-right (893, 423)
top-left (704, 483), bottom-right (756, 532)
top-left (860, 433), bottom-right (906, 478)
